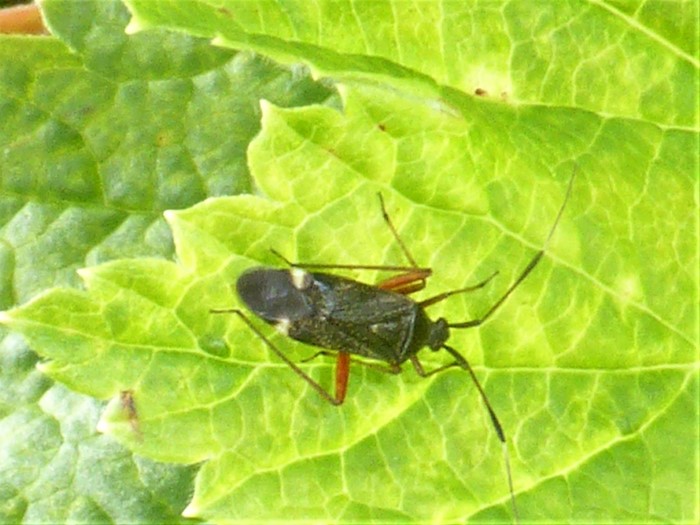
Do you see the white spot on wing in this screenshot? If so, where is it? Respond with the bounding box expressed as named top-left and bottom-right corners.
top-left (276, 318), bottom-right (291, 336)
top-left (290, 268), bottom-right (311, 290)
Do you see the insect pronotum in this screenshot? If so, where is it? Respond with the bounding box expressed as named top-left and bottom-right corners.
top-left (213, 170), bottom-right (576, 522)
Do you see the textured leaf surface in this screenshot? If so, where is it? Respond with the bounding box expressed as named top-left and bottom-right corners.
top-left (0, 0), bottom-right (332, 523)
top-left (4, 88), bottom-right (698, 524)
top-left (125, 0), bottom-right (697, 128)
top-left (1, 0), bottom-right (698, 524)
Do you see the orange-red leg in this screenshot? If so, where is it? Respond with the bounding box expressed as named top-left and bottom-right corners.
top-left (377, 269), bottom-right (432, 294)
top-left (334, 352), bottom-right (351, 404)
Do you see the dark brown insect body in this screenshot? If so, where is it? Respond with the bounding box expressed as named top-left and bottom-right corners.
top-left (237, 269), bottom-right (447, 365)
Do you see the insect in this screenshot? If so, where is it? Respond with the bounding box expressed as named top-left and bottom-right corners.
top-left (213, 171), bottom-right (575, 522)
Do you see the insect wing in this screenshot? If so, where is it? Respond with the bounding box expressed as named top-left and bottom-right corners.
top-left (286, 273), bottom-right (424, 363)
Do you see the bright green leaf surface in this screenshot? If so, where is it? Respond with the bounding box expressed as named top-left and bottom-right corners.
top-left (4, 78), bottom-right (697, 522)
top-left (1, 1), bottom-right (698, 524)
top-left (0, 0), bottom-right (333, 523)
top-left (125, 0), bottom-right (698, 128)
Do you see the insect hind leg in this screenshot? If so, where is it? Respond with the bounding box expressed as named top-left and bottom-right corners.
top-left (377, 193), bottom-right (420, 268)
top-left (269, 247), bottom-right (427, 275)
top-left (301, 350), bottom-right (401, 404)
top-left (210, 308), bottom-right (345, 406)
top-left (377, 268), bottom-right (431, 295)
top-left (267, 195), bottom-right (431, 293)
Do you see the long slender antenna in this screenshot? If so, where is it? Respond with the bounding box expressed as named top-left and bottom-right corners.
top-left (443, 344), bottom-right (519, 524)
top-left (502, 441), bottom-right (520, 523)
top-left (449, 168), bottom-right (576, 329)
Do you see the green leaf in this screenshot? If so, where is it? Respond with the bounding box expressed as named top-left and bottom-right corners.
top-left (124, 0), bottom-right (698, 128)
top-left (0, 337), bottom-right (198, 524)
top-left (0, 0), bottom-right (333, 522)
top-left (2, 1), bottom-right (698, 524)
top-left (4, 76), bottom-right (698, 523)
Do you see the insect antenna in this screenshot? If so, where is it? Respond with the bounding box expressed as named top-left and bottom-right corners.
top-left (442, 344), bottom-right (519, 524)
top-left (448, 168), bottom-right (576, 330)
top-left (431, 170), bottom-right (575, 522)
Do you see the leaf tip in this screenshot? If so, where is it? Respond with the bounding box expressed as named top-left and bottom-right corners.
top-left (95, 417), bottom-right (109, 434)
top-left (0, 310), bottom-right (13, 326)
top-left (163, 209), bottom-right (182, 233)
top-left (76, 267), bottom-right (97, 287)
top-left (259, 98), bottom-right (274, 115)
top-left (124, 17), bottom-right (145, 35)
top-left (182, 502), bottom-right (200, 518)
top-left (35, 361), bottom-right (50, 374)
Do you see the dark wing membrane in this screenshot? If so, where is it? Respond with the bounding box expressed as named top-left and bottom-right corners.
top-left (288, 273), bottom-right (419, 362)
top-left (315, 273), bottom-right (416, 319)
top-left (289, 308), bottom-right (415, 362)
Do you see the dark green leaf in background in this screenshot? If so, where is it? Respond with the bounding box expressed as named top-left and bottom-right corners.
top-left (0, 0), bottom-right (697, 524)
top-left (0, 0), bottom-right (333, 523)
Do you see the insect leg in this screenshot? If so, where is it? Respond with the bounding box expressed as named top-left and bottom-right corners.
top-left (303, 350), bottom-right (401, 375)
top-left (449, 168), bottom-right (575, 330)
top-left (267, 194), bottom-right (432, 291)
top-left (377, 268), bottom-right (432, 294)
top-left (300, 349), bottom-right (336, 363)
top-left (335, 352), bottom-right (350, 404)
top-left (409, 354), bottom-right (460, 377)
top-left (377, 193), bottom-right (420, 268)
top-left (270, 248), bottom-right (428, 274)
top-left (290, 348), bottom-right (403, 403)
top-left (411, 348), bottom-right (519, 523)
top-left (212, 308), bottom-right (345, 406)
top-left (418, 270), bottom-right (498, 308)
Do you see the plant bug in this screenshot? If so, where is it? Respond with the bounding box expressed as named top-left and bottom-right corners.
top-left (213, 170), bottom-right (576, 522)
